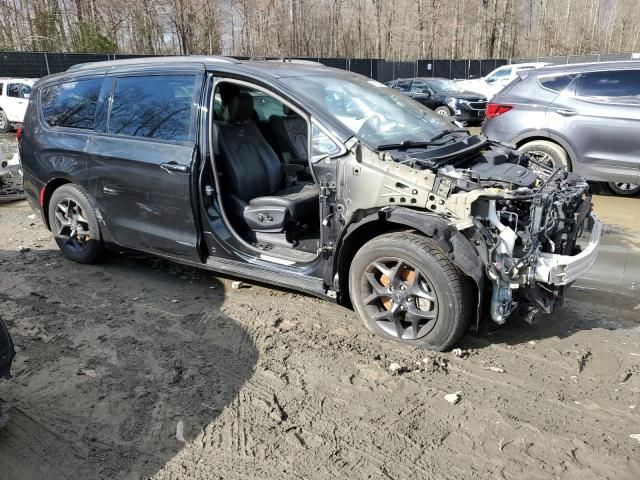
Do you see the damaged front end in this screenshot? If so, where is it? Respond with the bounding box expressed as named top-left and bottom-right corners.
top-left (346, 135), bottom-right (601, 325)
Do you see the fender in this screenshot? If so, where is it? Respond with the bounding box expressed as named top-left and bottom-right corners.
top-left (336, 206), bottom-right (485, 326)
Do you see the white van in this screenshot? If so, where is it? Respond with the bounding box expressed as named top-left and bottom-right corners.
top-left (456, 63), bottom-right (550, 100)
top-left (0, 78), bottom-right (36, 133)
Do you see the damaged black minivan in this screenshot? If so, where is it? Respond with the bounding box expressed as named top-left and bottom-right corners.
top-left (19, 57), bottom-right (601, 350)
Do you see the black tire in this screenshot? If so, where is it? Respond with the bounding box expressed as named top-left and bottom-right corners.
top-left (434, 106), bottom-right (451, 117)
top-left (48, 183), bottom-right (104, 264)
top-left (348, 232), bottom-right (472, 351)
top-left (518, 140), bottom-right (570, 170)
top-left (0, 111), bottom-right (10, 134)
top-left (606, 182), bottom-right (640, 196)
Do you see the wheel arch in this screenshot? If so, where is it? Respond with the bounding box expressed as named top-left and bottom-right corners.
top-left (335, 207), bottom-right (484, 326)
top-left (41, 177), bottom-right (73, 230)
top-left (515, 133), bottom-right (577, 171)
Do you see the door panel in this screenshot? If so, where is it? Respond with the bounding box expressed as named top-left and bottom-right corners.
top-left (87, 136), bottom-right (200, 259)
top-left (547, 70), bottom-right (640, 183)
top-left (87, 72), bottom-right (203, 261)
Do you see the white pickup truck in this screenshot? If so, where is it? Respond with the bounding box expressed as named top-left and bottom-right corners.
top-left (0, 78), bottom-right (36, 133)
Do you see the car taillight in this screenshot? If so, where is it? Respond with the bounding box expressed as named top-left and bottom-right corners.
top-left (16, 127), bottom-right (22, 141)
top-left (485, 103), bottom-right (513, 120)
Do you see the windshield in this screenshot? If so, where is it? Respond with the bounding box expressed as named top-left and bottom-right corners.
top-left (426, 79), bottom-right (463, 93)
top-left (280, 74), bottom-right (454, 148)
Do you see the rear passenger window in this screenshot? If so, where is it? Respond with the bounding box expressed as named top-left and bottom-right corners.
top-left (539, 74), bottom-right (576, 93)
top-left (41, 78), bottom-right (102, 129)
top-left (109, 75), bottom-right (197, 142)
top-left (576, 70), bottom-right (640, 103)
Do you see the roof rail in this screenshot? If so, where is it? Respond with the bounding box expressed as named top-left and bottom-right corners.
top-left (67, 55), bottom-right (239, 72)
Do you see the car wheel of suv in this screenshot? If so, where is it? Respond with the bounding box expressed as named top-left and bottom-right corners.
top-left (434, 106), bottom-right (451, 117)
top-left (348, 232), bottom-right (471, 351)
top-left (48, 184), bottom-right (104, 264)
top-left (0, 111), bottom-right (10, 134)
top-left (607, 182), bottom-right (640, 196)
top-left (518, 140), bottom-right (569, 171)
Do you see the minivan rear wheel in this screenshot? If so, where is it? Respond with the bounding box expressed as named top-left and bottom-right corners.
top-left (607, 182), bottom-right (640, 196)
top-left (434, 106), bottom-right (451, 117)
top-left (348, 232), bottom-right (471, 351)
top-left (518, 140), bottom-right (569, 171)
top-left (48, 184), bottom-right (104, 264)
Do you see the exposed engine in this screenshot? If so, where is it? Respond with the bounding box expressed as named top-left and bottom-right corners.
top-left (390, 145), bottom-right (596, 324)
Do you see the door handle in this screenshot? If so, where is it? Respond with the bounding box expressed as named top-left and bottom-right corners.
top-left (160, 162), bottom-right (189, 173)
top-left (556, 108), bottom-right (578, 116)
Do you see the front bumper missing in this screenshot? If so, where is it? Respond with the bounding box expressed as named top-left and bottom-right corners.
top-left (534, 215), bottom-right (602, 286)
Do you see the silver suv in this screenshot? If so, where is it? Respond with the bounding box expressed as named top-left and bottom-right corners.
top-left (482, 61), bottom-right (640, 196)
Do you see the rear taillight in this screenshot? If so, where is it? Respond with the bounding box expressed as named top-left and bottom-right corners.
top-left (16, 127), bottom-right (22, 141)
top-left (485, 103), bottom-right (513, 120)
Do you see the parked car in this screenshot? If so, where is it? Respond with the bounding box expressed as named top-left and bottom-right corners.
top-left (0, 148), bottom-right (25, 202)
top-left (482, 61), bottom-right (640, 196)
top-left (457, 62), bottom-right (550, 100)
top-left (0, 78), bottom-right (35, 133)
top-left (20, 57), bottom-right (600, 350)
top-left (0, 318), bottom-right (15, 380)
top-left (386, 77), bottom-right (487, 124)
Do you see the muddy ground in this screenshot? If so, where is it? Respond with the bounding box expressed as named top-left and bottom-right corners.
top-left (0, 135), bottom-right (639, 479)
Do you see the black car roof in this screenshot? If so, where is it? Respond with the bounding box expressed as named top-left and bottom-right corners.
top-left (64, 55), bottom-right (352, 79)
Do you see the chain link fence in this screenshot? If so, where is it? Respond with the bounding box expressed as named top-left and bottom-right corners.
top-left (1, 51), bottom-right (637, 82)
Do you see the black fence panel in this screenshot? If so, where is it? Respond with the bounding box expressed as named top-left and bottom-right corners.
top-left (0, 51), bottom-right (49, 77)
top-left (450, 60), bottom-right (467, 79)
top-left (431, 60), bottom-right (452, 78)
top-left (349, 59), bottom-right (374, 78)
top-left (1, 51), bottom-right (636, 82)
top-left (318, 58), bottom-right (348, 70)
top-left (468, 60), bottom-right (482, 78)
top-left (416, 59), bottom-right (433, 77)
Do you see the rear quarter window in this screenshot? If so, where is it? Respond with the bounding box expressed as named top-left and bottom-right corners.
top-left (538, 74), bottom-right (577, 93)
top-left (575, 70), bottom-right (640, 104)
top-left (40, 78), bottom-right (103, 129)
top-left (108, 75), bottom-right (197, 142)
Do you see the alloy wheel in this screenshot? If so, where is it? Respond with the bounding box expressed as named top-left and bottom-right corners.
top-left (614, 182), bottom-right (639, 192)
top-left (361, 258), bottom-right (438, 340)
top-left (53, 198), bottom-right (92, 253)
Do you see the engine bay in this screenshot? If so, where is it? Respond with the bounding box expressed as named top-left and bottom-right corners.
top-left (376, 142), bottom-right (596, 325)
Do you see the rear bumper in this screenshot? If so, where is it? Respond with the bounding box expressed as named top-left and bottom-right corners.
top-left (534, 214), bottom-right (602, 285)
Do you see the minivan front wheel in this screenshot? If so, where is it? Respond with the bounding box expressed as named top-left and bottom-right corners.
top-left (434, 106), bottom-right (451, 117)
top-left (349, 232), bottom-right (471, 351)
top-left (518, 140), bottom-right (569, 171)
top-left (48, 184), bottom-right (104, 264)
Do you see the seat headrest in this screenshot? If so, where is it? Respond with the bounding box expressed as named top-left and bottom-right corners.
top-left (228, 92), bottom-right (254, 123)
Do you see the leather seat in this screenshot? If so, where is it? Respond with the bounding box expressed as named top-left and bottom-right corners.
top-left (216, 89), bottom-right (318, 233)
top-left (269, 107), bottom-right (309, 166)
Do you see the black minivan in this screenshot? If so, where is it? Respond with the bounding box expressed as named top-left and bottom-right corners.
top-left (19, 56), bottom-right (599, 351)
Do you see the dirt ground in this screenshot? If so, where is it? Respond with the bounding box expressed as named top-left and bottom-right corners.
top-left (0, 139), bottom-right (639, 479)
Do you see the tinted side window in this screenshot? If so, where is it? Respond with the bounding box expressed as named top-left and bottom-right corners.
top-left (41, 78), bottom-right (102, 129)
top-left (109, 75), bottom-right (196, 142)
top-left (576, 70), bottom-right (640, 103)
top-left (539, 74), bottom-right (577, 93)
top-left (0, 83), bottom-right (3, 96)
top-left (7, 84), bottom-right (20, 98)
top-left (395, 80), bottom-right (411, 92)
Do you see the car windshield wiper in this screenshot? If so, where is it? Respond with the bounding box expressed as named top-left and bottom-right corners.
top-left (376, 128), bottom-right (471, 152)
top-left (428, 128), bottom-right (470, 142)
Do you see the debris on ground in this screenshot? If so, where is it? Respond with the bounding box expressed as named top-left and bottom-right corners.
top-left (18, 246), bottom-right (30, 253)
top-left (486, 366), bottom-right (505, 373)
top-left (630, 434), bottom-right (640, 443)
top-left (231, 280), bottom-right (250, 289)
top-left (444, 392), bottom-right (462, 405)
top-left (176, 420), bottom-right (186, 442)
top-left (388, 362), bottom-right (403, 374)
